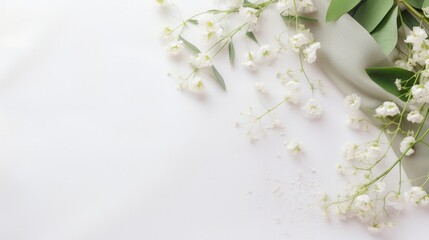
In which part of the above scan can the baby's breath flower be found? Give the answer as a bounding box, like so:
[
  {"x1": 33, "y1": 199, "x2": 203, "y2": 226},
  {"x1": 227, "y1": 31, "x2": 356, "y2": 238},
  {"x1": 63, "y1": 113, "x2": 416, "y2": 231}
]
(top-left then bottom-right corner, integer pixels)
[
  {"x1": 362, "y1": 142, "x2": 383, "y2": 164},
  {"x1": 254, "y1": 82, "x2": 266, "y2": 93},
  {"x1": 386, "y1": 193, "x2": 405, "y2": 211},
  {"x1": 344, "y1": 94, "x2": 361, "y2": 110},
  {"x1": 400, "y1": 136, "x2": 416, "y2": 156},
  {"x1": 276, "y1": 0, "x2": 295, "y2": 16},
  {"x1": 302, "y1": 98, "x2": 322, "y2": 119},
  {"x1": 407, "y1": 110, "x2": 424, "y2": 123},
  {"x1": 297, "y1": 0, "x2": 317, "y2": 13},
  {"x1": 257, "y1": 45, "x2": 277, "y2": 65},
  {"x1": 165, "y1": 40, "x2": 184, "y2": 56},
  {"x1": 411, "y1": 83, "x2": 429, "y2": 103},
  {"x1": 404, "y1": 27, "x2": 427, "y2": 50},
  {"x1": 239, "y1": 7, "x2": 258, "y2": 31},
  {"x1": 394, "y1": 79, "x2": 402, "y2": 90},
  {"x1": 405, "y1": 186, "x2": 429, "y2": 206},
  {"x1": 375, "y1": 101, "x2": 400, "y2": 117},
  {"x1": 188, "y1": 76, "x2": 204, "y2": 93},
  {"x1": 285, "y1": 141, "x2": 303, "y2": 155},
  {"x1": 343, "y1": 143, "x2": 358, "y2": 161},
  {"x1": 284, "y1": 80, "x2": 301, "y2": 104},
  {"x1": 289, "y1": 29, "x2": 314, "y2": 53},
  {"x1": 276, "y1": 0, "x2": 316, "y2": 16},
  {"x1": 346, "y1": 113, "x2": 366, "y2": 130},
  {"x1": 162, "y1": 26, "x2": 174, "y2": 40},
  {"x1": 242, "y1": 51, "x2": 258, "y2": 71},
  {"x1": 354, "y1": 194, "x2": 372, "y2": 213},
  {"x1": 368, "y1": 223, "x2": 385, "y2": 234},
  {"x1": 394, "y1": 58, "x2": 414, "y2": 71},
  {"x1": 303, "y1": 42, "x2": 320, "y2": 63},
  {"x1": 197, "y1": 14, "x2": 223, "y2": 41},
  {"x1": 191, "y1": 53, "x2": 213, "y2": 68}
]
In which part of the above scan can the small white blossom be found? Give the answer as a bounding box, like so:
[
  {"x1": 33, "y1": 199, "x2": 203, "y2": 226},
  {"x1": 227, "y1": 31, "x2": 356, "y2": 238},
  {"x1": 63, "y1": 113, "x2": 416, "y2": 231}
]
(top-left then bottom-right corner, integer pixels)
[
  {"x1": 197, "y1": 14, "x2": 223, "y2": 41},
  {"x1": 395, "y1": 79, "x2": 402, "y2": 90},
  {"x1": 289, "y1": 29, "x2": 314, "y2": 52},
  {"x1": 164, "y1": 40, "x2": 184, "y2": 55},
  {"x1": 254, "y1": 82, "x2": 266, "y2": 93},
  {"x1": 298, "y1": 0, "x2": 317, "y2": 13},
  {"x1": 191, "y1": 53, "x2": 213, "y2": 68},
  {"x1": 302, "y1": 98, "x2": 322, "y2": 119},
  {"x1": 395, "y1": 58, "x2": 414, "y2": 71},
  {"x1": 276, "y1": 0, "x2": 316, "y2": 15},
  {"x1": 242, "y1": 51, "x2": 258, "y2": 71},
  {"x1": 354, "y1": 194, "x2": 372, "y2": 212},
  {"x1": 257, "y1": 45, "x2": 277, "y2": 65},
  {"x1": 239, "y1": 7, "x2": 258, "y2": 31},
  {"x1": 411, "y1": 83, "x2": 429, "y2": 103},
  {"x1": 405, "y1": 186, "x2": 429, "y2": 206},
  {"x1": 346, "y1": 113, "x2": 366, "y2": 130},
  {"x1": 375, "y1": 101, "x2": 400, "y2": 117},
  {"x1": 400, "y1": 136, "x2": 415, "y2": 156},
  {"x1": 362, "y1": 142, "x2": 383, "y2": 164},
  {"x1": 284, "y1": 80, "x2": 301, "y2": 104},
  {"x1": 303, "y1": 42, "x2": 320, "y2": 63},
  {"x1": 276, "y1": 0, "x2": 295, "y2": 16},
  {"x1": 386, "y1": 193, "x2": 405, "y2": 211},
  {"x1": 405, "y1": 27, "x2": 427, "y2": 50},
  {"x1": 188, "y1": 76, "x2": 204, "y2": 93},
  {"x1": 407, "y1": 110, "x2": 424, "y2": 123},
  {"x1": 368, "y1": 224, "x2": 385, "y2": 234},
  {"x1": 335, "y1": 163, "x2": 349, "y2": 175},
  {"x1": 344, "y1": 94, "x2": 361, "y2": 110},
  {"x1": 343, "y1": 143, "x2": 358, "y2": 161},
  {"x1": 162, "y1": 26, "x2": 174, "y2": 40},
  {"x1": 285, "y1": 141, "x2": 302, "y2": 155}
]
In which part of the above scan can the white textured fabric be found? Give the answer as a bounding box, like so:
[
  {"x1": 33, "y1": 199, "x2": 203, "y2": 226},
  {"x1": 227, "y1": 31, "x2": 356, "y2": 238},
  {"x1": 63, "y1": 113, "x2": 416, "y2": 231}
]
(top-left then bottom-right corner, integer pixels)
[{"x1": 0, "y1": 0, "x2": 428, "y2": 239}]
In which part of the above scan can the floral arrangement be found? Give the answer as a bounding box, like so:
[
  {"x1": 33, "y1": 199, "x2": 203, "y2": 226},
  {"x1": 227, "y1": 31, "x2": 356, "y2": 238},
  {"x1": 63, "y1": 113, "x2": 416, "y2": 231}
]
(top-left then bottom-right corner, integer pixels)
[{"x1": 157, "y1": 0, "x2": 429, "y2": 233}]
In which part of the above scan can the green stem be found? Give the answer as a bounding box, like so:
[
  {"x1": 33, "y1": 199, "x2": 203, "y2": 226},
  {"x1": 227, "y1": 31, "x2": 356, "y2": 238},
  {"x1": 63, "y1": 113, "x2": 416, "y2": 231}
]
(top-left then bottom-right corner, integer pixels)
[{"x1": 400, "y1": 0, "x2": 429, "y2": 26}]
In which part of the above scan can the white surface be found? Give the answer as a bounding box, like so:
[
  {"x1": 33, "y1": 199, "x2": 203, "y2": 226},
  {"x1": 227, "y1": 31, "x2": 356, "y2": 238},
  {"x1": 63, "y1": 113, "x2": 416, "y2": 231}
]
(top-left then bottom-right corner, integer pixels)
[{"x1": 0, "y1": 0, "x2": 428, "y2": 239}]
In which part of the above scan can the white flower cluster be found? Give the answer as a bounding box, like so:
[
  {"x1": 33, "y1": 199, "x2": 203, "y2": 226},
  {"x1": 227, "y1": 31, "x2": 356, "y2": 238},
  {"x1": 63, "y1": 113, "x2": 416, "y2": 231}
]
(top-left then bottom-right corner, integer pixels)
[
  {"x1": 276, "y1": 0, "x2": 317, "y2": 17},
  {"x1": 404, "y1": 27, "x2": 429, "y2": 69},
  {"x1": 289, "y1": 28, "x2": 321, "y2": 64},
  {"x1": 343, "y1": 94, "x2": 367, "y2": 131},
  {"x1": 243, "y1": 45, "x2": 278, "y2": 71}
]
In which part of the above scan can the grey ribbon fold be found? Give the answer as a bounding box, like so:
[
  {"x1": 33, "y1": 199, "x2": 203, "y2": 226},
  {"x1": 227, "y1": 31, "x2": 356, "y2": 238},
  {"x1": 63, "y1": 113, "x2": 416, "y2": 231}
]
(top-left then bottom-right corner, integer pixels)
[{"x1": 311, "y1": 0, "x2": 429, "y2": 190}]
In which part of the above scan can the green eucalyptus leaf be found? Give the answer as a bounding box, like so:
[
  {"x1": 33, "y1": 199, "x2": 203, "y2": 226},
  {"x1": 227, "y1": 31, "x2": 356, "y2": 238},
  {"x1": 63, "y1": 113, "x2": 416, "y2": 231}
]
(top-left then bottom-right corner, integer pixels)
[
  {"x1": 401, "y1": 10, "x2": 421, "y2": 29},
  {"x1": 407, "y1": 0, "x2": 424, "y2": 9},
  {"x1": 281, "y1": 15, "x2": 318, "y2": 24},
  {"x1": 366, "y1": 67, "x2": 417, "y2": 101},
  {"x1": 354, "y1": 0, "x2": 394, "y2": 32},
  {"x1": 246, "y1": 31, "x2": 259, "y2": 44},
  {"x1": 423, "y1": 0, "x2": 429, "y2": 8},
  {"x1": 211, "y1": 66, "x2": 226, "y2": 91},
  {"x1": 371, "y1": 6, "x2": 398, "y2": 56},
  {"x1": 179, "y1": 36, "x2": 201, "y2": 53},
  {"x1": 228, "y1": 41, "x2": 235, "y2": 66},
  {"x1": 326, "y1": 0, "x2": 361, "y2": 22}
]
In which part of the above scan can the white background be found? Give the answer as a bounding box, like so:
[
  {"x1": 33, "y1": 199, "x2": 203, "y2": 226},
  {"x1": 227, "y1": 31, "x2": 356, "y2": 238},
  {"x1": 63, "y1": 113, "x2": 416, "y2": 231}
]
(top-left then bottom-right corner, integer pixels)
[{"x1": 0, "y1": 0, "x2": 428, "y2": 239}]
